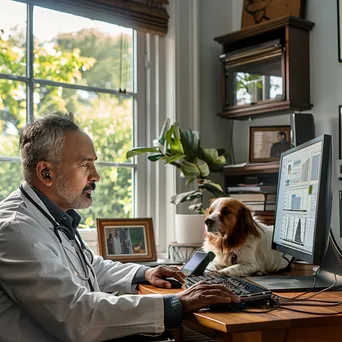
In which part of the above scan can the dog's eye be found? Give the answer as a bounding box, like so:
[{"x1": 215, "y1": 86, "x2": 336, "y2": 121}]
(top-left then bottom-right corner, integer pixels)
[
  {"x1": 231, "y1": 253, "x2": 237, "y2": 265},
  {"x1": 222, "y1": 207, "x2": 231, "y2": 215}
]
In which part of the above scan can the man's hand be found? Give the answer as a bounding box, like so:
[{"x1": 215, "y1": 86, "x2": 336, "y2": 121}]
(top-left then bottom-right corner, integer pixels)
[
  {"x1": 144, "y1": 266, "x2": 186, "y2": 288},
  {"x1": 176, "y1": 281, "x2": 241, "y2": 313}
]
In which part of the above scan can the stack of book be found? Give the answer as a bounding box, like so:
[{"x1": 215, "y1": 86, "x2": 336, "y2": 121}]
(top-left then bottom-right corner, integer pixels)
[{"x1": 227, "y1": 185, "x2": 277, "y2": 211}]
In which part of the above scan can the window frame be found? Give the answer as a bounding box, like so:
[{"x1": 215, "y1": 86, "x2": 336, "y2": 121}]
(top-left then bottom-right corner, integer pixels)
[{"x1": 0, "y1": 1, "x2": 145, "y2": 225}]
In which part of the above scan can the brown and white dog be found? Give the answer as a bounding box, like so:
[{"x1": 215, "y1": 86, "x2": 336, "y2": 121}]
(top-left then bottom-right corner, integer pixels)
[{"x1": 203, "y1": 197, "x2": 292, "y2": 277}]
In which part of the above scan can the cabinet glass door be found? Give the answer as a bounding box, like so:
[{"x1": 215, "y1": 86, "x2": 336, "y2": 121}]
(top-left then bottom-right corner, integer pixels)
[{"x1": 223, "y1": 45, "x2": 284, "y2": 109}]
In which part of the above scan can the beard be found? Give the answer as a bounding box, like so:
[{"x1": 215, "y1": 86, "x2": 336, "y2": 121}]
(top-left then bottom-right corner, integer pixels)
[{"x1": 56, "y1": 175, "x2": 93, "y2": 209}]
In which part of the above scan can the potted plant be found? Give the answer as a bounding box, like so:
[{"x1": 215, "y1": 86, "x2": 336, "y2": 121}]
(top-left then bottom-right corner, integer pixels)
[{"x1": 126, "y1": 119, "x2": 227, "y2": 243}]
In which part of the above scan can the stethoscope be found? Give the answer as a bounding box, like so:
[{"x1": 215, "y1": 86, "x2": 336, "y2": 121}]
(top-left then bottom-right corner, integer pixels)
[{"x1": 19, "y1": 185, "x2": 95, "y2": 291}]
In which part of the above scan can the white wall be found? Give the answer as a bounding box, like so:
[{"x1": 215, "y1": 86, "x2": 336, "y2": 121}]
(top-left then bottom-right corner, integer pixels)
[
  {"x1": 198, "y1": 0, "x2": 234, "y2": 158},
  {"x1": 170, "y1": 0, "x2": 235, "y2": 214},
  {"x1": 197, "y1": 0, "x2": 235, "y2": 206},
  {"x1": 225, "y1": 0, "x2": 342, "y2": 247},
  {"x1": 307, "y1": 0, "x2": 342, "y2": 247}
]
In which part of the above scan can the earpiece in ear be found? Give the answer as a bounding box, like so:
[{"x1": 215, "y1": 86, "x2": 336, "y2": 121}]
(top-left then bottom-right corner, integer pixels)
[{"x1": 44, "y1": 171, "x2": 51, "y2": 179}]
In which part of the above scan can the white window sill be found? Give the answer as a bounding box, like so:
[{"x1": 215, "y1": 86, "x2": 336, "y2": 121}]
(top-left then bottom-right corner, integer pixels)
[
  {"x1": 77, "y1": 228, "x2": 169, "y2": 261},
  {"x1": 77, "y1": 228, "x2": 99, "y2": 255}
]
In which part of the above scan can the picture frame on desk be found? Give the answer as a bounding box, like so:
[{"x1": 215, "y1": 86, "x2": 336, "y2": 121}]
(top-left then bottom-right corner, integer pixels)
[
  {"x1": 248, "y1": 125, "x2": 291, "y2": 163},
  {"x1": 96, "y1": 218, "x2": 157, "y2": 262}
]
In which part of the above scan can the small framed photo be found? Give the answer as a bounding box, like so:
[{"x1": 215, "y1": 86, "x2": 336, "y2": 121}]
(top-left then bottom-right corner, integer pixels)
[
  {"x1": 96, "y1": 218, "x2": 157, "y2": 262},
  {"x1": 249, "y1": 125, "x2": 291, "y2": 163}
]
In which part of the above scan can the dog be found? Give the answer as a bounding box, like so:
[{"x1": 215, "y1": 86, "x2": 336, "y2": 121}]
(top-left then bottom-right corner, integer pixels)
[{"x1": 203, "y1": 197, "x2": 292, "y2": 277}]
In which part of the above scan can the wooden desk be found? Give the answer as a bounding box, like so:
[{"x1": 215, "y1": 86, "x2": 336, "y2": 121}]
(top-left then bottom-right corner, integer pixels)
[{"x1": 138, "y1": 264, "x2": 342, "y2": 342}]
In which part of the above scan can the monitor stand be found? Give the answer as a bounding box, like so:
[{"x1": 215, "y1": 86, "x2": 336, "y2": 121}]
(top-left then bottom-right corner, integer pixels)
[{"x1": 247, "y1": 234, "x2": 342, "y2": 292}]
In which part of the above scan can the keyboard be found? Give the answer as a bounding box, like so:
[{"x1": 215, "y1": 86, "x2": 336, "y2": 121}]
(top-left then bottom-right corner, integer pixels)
[{"x1": 185, "y1": 274, "x2": 273, "y2": 303}]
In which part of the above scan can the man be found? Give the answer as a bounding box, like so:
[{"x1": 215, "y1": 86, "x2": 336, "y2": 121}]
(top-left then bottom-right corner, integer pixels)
[
  {"x1": 121, "y1": 229, "x2": 132, "y2": 254},
  {"x1": 107, "y1": 230, "x2": 114, "y2": 254},
  {"x1": 0, "y1": 113, "x2": 240, "y2": 342},
  {"x1": 113, "y1": 229, "x2": 122, "y2": 254},
  {"x1": 270, "y1": 131, "x2": 291, "y2": 158}
]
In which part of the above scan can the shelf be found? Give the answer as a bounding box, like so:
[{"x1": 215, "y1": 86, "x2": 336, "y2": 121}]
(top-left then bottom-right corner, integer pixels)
[
  {"x1": 254, "y1": 211, "x2": 275, "y2": 225},
  {"x1": 223, "y1": 162, "x2": 280, "y2": 176},
  {"x1": 217, "y1": 101, "x2": 313, "y2": 120},
  {"x1": 214, "y1": 16, "x2": 315, "y2": 47},
  {"x1": 254, "y1": 210, "x2": 275, "y2": 215}
]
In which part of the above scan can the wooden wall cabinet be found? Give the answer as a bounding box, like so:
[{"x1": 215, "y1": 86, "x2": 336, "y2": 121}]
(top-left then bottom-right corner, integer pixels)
[{"x1": 214, "y1": 16, "x2": 314, "y2": 120}]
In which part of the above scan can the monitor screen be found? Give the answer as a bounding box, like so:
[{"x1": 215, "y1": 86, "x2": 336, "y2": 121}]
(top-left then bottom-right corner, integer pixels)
[{"x1": 272, "y1": 135, "x2": 332, "y2": 265}]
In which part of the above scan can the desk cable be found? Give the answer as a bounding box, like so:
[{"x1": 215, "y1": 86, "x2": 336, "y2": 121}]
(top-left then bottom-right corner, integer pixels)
[
  {"x1": 239, "y1": 269, "x2": 342, "y2": 315},
  {"x1": 274, "y1": 267, "x2": 337, "y2": 302},
  {"x1": 239, "y1": 293, "x2": 342, "y2": 315},
  {"x1": 275, "y1": 229, "x2": 342, "y2": 304}
]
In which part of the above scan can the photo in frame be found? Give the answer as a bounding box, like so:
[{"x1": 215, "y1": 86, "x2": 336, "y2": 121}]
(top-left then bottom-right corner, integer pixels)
[
  {"x1": 96, "y1": 218, "x2": 157, "y2": 262},
  {"x1": 249, "y1": 125, "x2": 291, "y2": 163}
]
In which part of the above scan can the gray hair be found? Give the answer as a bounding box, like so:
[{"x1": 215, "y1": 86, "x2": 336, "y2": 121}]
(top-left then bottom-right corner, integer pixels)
[{"x1": 19, "y1": 112, "x2": 80, "y2": 181}]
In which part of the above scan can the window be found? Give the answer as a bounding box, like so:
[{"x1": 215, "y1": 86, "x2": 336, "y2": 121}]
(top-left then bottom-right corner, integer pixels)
[{"x1": 0, "y1": 0, "x2": 140, "y2": 227}]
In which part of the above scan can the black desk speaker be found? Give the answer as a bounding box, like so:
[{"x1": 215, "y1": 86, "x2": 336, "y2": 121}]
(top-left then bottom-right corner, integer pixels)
[{"x1": 290, "y1": 113, "x2": 315, "y2": 147}]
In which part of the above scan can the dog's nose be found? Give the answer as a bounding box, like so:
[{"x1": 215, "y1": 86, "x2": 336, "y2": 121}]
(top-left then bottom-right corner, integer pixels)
[{"x1": 205, "y1": 218, "x2": 215, "y2": 229}]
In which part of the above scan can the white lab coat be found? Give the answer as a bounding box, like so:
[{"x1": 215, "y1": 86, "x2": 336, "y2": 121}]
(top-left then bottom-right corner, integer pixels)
[{"x1": 0, "y1": 182, "x2": 164, "y2": 342}]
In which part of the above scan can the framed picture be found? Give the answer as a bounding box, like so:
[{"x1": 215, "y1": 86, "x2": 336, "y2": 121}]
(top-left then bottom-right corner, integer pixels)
[
  {"x1": 241, "y1": 0, "x2": 305, "y2": 29},
  {"x1": 96, "y1": 218, "x2": 157, "y2": 262},
  {"x1": 338, "y1": 0, "x2": 342, "y2": 62},
  {"x1": 249, "y1": 125, "x2": 291, "y2": 163}
]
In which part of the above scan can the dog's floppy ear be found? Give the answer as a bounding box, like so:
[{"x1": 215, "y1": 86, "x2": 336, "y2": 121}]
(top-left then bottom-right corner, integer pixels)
[{"x1": 236, "y1": 204, "x2": 261, "y2": 239}]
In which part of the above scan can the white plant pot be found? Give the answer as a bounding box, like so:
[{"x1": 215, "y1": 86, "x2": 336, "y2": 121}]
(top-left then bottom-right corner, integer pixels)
[{"x1": 175, "y1": 214, "x2": 206, "y2": 244}]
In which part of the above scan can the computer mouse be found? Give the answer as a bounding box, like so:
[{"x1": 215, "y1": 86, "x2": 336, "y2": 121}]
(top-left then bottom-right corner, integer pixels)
[{"x1": 165, "y1": 277, "x2": 183, "y2": 289}]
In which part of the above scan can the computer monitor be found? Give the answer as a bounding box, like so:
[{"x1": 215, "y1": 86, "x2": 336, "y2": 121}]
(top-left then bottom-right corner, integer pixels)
[
  {"x1": 248, "y1": 135, "x2": 342, "y2": 291},
  {"x1": 272, "y1": 134, "x2": 331, "y2": 264}
]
